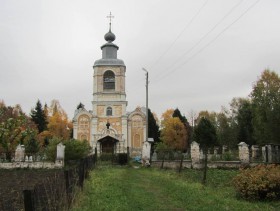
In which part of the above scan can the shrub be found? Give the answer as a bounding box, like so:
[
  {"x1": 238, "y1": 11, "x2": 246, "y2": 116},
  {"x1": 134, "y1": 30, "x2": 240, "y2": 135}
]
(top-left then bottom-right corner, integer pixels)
[
  {"x1": 64, "y1": 139, "x2": 91, "y2": 161},
  {"x1": 45, "y1": 137, "x2": 61, "y2": 162},
  {"x1": 232, "y1": 164, "x2": 280, "y2": 200},
  {"x1": 222, "y1": 151, "x2": 237, "y2": 161},
  {"x1": 45, "y1": 138, "x2": 91, "y2": 162},
  {"x1": 25, "y1": 138, "x2": 40, "y2": 156}
]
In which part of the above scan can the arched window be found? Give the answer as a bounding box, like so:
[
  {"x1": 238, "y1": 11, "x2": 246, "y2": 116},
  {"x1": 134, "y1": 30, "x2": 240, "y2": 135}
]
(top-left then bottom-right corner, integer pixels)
[
  {"x1": 134, "y1": 134, "x2": 141, "y2": 147},
  {"x1": 106, "y1": 107, "x2": 112, "y2": 116},
  {"x1": 103, "y1": 70, "x2": 115, "y2": 90}
]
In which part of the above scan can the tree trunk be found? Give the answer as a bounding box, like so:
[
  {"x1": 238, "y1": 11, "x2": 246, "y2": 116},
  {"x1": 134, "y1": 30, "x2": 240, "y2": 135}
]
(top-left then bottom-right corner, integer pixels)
[
  {"x1": 202, "y1": 148, "x2": 208, "y2": 185},
  {"x1": 178, "y1": 153, "x2": 184, "y2": 173}
]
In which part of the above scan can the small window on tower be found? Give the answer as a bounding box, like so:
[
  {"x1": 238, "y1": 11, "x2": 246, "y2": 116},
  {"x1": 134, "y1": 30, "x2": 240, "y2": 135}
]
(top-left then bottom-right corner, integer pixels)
[
  {"x1": 106, "y1": 107, "x2": 112, "y2": 116},
  {"x1": 103, "y1": 70, "x2": 115, "y2": 90}
]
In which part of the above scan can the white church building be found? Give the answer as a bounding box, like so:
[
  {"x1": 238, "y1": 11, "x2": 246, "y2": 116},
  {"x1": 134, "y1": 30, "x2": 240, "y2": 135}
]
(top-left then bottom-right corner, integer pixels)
[{"x1": 73, "y1": 22, "x2": 146, "y2": 156}]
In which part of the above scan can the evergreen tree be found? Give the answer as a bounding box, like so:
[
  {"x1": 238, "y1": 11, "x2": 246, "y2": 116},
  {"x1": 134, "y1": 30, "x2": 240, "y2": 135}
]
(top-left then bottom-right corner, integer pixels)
[
  {"x1": 30, "y1": 100, "x2": 48, "y2": 133},
  {"x1": 148, "y1": 109, "x2": 160, "y2": 146},
  {"x1": 193, "y1": 117, "x2": 217, "y2": 185},
  {"x1": 173, "y1": 108, "x2": 187, "y2": 124}
]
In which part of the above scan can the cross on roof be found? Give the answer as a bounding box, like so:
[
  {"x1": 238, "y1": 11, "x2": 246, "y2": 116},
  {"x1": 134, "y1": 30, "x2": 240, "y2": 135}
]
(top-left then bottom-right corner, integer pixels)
[{"x1": 106, "y1": 12, "x2": 114, "y2": 25}]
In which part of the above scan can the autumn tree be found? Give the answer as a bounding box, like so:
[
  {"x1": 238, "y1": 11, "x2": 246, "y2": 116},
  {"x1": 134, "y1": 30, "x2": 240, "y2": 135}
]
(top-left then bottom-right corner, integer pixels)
[
  {"x1": 47, "y1": 100, "x2": 72, "y2": 140},
  {"x1": 172, "y1": 108, "x2": 191, "y2": 149},
  {"x1": 195, "y1": 110, "x2": 217, "y2": 128},
  {"x1": 30, "y1": 100, "x2": 48, "y2": 133},
  {"x1": 193, "y1": 117, "x2": 217, "y2": 185},
  {"x1": 0, "y1": 103, "x2": 37, "y2": 160},
  {"x1": 48, "y1": 111, "x2": 71, "y2": 140},
  {"x1": 251, "y1": 70, "x2": 280, "y2": 144},
  {"x1": 160, "y1": 117, "x2": 187, "y2": 151},
  {"x1": 161, "y1": 109, "x2": 174, "y2": 127}
]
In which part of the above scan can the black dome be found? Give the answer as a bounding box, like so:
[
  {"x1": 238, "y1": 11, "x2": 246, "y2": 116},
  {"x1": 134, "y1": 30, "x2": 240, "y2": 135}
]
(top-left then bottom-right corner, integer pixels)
[{"x1": 104, "y1": 30, "x2": 116, "y2": 42}]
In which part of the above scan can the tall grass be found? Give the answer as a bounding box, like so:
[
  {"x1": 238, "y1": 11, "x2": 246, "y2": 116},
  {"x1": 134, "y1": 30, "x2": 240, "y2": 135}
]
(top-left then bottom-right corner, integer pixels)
[{"x1": 71, "y1": 166, "x2": 280, "y2": 211}]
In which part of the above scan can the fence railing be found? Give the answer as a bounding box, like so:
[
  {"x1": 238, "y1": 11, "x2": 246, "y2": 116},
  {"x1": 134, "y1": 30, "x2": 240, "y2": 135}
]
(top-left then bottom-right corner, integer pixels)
[{"x1": 0, "y1": 155, "x2": 96, "y2": 211}]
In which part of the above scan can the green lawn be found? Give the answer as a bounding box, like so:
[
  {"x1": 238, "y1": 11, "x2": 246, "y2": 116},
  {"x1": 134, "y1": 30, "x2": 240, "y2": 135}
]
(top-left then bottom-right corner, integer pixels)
[{"x1": 71, "y1": 166, "x2": 280, "y2": 211}]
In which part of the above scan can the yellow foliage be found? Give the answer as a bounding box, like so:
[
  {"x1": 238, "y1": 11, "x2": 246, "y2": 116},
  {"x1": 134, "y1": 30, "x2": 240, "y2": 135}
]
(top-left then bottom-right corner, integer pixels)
[
  {"x1": 47, "y1": 112, "x2": 71, "y2": 140},
  {"x1": 160, "y1": 117, "x2": 187, "y2": 150},
  {"x1": 161, "y1": 109, "x2": 174, "y2": 127}
]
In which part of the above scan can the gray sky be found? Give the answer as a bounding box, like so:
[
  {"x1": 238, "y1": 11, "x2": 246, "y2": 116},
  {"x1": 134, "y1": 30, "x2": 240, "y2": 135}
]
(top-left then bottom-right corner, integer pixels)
[{"x1": 1, "y1": 0, "x2": 280, "y2": 120}]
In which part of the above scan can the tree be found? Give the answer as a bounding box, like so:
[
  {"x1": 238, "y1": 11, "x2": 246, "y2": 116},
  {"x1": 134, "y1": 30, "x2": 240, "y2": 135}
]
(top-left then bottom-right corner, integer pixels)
[
  {"x1": 172, "y1": 108, "x2": 191, "y2": 149},
  {"x1": 47, "y1": 100, "x2": 73, "y2": 140},
  {"x1": 215, "y1": 107, "x2": 237, "y2": 148},
  {"x1": 30, "y1": 100, "x2": 48, "y2": 133},
  {"x1": 45, "y1": 138, "x2": 91, "y2": 162},
  {"x1": 193, "y1": 117, "x2": 217, "y2": 185},
  {"x1": 0, "y1": 104, "x2": 37, "y2": 160},
  {"x1": 148, "y1": 109, "x2": 160, "y2": 144},
  {"x1": 216, "y1": 111, "x2": 231, "y2": 146},
  {"x1": 195, "y1": 110, "x2": 217, "y2": 128},
  {"x1": 47, "y1": 112, "x2": 71, "y2": 140},
  {"x1": 161, "y1": 109, "x2": 174, "y2": 127},
  {"x1": 235, "y1": 99, "x2": 255, "y2": 145},
  {"x1": 188, "y1": 109, "x2": 197, "y2": 127},
  {"x1": 250, "y1": 70, "x2": 280, "y2": 145},
  {"x1": 25, "y1": 138, "x2": 40, "y2": 156},
  {"x1": 160, "y1": 117, "x2": 187, "y2": 151}
]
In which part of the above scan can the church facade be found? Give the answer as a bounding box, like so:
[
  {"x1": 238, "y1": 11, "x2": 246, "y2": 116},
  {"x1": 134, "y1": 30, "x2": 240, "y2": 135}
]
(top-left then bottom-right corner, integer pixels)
[{"x1": 73, "y1": 24, "x2": 146, "y2": 156}]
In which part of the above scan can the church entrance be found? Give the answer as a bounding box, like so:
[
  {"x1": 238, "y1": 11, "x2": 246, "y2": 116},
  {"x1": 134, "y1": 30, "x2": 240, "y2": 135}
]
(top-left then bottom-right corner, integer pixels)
[{"x1": 98, "y1": 136, "x2": 118, "y2": 154}]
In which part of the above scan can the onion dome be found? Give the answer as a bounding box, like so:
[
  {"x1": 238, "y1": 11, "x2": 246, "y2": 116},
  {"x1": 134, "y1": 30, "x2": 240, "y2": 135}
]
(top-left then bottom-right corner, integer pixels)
[{"x1": 104, "y1": 27, "x2": 115, "y2": 43}]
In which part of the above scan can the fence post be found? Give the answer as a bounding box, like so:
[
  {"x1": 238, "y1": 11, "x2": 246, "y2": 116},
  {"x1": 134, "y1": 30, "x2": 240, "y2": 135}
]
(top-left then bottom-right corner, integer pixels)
[
  {"x1": 127, "y1": 146, "x2": 130, "y2": 161},
  {"x1": 161, "y1": 152, "x2": 165, "y2": 169},
  {"x1": 79, "y1": 159, "x2": 85, "y2": 189},
  {"x1": 178, "y1": 153, "x2": 184, "y2": 173},
  {"x1": 23, "y1": 190, "x2": 35, "y2": 211},
  {"x1": 64, "y1": 170, "x2": 71, "y2": 207}
]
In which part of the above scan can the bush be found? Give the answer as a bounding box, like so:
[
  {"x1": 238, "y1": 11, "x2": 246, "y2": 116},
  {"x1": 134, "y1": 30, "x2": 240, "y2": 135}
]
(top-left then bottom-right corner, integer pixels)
[
  {"x1": 233, "y1": 164, "x2": 280, "y2": 200},
  {"x1": 222, "y1": 151, "x2": 237, "y2": 161},
  {"x1": 45, "y1": 138, "x2": 91, "y2": 162},
  {"x1": 25, "y1": 138, "x2": 40, "y2": 156},
  {"x1": 64, "y1": 139, "x2": 91, "y2": 161},
  {"x1": 45, "y1": 137, "x2": 61, "y2": 162}
]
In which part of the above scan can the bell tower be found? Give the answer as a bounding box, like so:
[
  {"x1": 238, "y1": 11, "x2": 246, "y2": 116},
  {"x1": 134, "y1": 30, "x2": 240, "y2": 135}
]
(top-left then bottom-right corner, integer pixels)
[
  {"x1": 73, "y1": 13, "x2": 147, "y2": 156},
  {"x1": 91, "y1": 13, "x2": 128, "y2": 152}
]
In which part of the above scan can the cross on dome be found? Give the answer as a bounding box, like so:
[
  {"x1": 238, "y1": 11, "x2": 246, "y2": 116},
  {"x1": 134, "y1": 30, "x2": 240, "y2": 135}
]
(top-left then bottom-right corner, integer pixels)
[
  {"x1": 106, "y1": 12, "x2": 114, "y2": 30},
  {"x1": 104, "y1": 12, "x2": 116, "y2": 42}
]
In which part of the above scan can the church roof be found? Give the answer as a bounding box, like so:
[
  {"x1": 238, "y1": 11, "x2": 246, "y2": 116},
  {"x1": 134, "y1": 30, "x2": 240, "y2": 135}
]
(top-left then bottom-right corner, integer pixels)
[
  {"x1": 93, "y1": 21, "x2": 125, "y2": 67},
  {"x1": 93, "y1": 58, "x2": 125, "y2": 67}
]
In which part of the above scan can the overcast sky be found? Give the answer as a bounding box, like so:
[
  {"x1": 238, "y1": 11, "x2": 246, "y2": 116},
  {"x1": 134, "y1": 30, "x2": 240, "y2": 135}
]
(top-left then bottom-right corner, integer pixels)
[{"x1": 1, "y1": 0, "x2": 280, "y2": 120}]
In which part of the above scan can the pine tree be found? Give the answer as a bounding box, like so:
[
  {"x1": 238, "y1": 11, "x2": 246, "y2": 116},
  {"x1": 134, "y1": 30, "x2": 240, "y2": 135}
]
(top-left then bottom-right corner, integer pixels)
[
  {"x1": 30, "y1": 100, "x2": 48, "y2": 133},
  {"x1": 148, "y1": 109, "x2": 160, "y2": 143}
]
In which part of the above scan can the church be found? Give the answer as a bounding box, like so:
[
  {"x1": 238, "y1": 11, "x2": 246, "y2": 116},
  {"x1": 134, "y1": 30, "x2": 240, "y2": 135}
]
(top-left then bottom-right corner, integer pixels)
[{"x1": 73, "y1": 20, "x2": 146, "y2": 157}]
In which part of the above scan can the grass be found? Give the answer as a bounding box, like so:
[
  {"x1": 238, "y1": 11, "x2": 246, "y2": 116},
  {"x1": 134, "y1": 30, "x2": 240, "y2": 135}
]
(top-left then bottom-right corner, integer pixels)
[{"x1": 71, "y1": 166, "x2": 280, "y2": 211}]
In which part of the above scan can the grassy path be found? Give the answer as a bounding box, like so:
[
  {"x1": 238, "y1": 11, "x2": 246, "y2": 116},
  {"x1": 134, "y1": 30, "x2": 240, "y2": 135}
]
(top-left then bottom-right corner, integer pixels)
[{"x1": 71, "y1": 166, "x2": 279, "y2": 211}]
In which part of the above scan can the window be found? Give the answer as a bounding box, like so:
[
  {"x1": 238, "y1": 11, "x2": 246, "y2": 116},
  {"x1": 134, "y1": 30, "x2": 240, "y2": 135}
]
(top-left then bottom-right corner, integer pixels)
[
  {"x1": 106, "y1": 107, "x2": 112, "y2": 116},
  {"x1": 103, "y1": 70, "x2": 115, "y2": 90}
]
